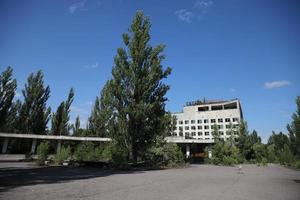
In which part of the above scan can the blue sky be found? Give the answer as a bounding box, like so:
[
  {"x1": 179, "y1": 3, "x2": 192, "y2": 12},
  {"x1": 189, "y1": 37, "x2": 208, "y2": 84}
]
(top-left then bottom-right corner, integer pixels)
[{"x1": 0, "y1": 0, "x2": 299, "y2": 142}]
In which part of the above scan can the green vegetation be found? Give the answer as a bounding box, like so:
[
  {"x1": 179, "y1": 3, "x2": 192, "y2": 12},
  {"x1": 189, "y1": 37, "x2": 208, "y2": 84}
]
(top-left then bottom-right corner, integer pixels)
[
  {"x1": 208, "y1": 96, "x2": 300, "y2": 168},
  {"x1": 36, "y1": 141, "x2": 50, "y2": 165},
  {"x1": 54, "y1": 146, "x2": 71, "y2": 165}
]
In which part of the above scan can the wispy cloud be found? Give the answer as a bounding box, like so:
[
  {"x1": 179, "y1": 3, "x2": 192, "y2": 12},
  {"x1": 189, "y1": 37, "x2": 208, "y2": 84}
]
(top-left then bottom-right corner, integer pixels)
[
  {"x1": 264, "y1": 80, "x2": 291, "y2": 89},
  {"x1": 194, "y1": 0, "x2": 214, "y2": 20},
  {"x1": 194, "y1": 0, "x2": 213, "y2": 10},
  {"x1": 175, "y1": 9, "x2": 194, "y2": 23},
  {"x1": 229, "y1": 88, "x2": 236, "y2": 93},
  {"x1": 83, "y1": 62, "x2": 99, "y2": 69},
  {"x1": 69, "y1": 1, "x2": 86, "y2": 14},
  {"x1": 175, "y1": 1, "x2": 214, "y2": 23}
]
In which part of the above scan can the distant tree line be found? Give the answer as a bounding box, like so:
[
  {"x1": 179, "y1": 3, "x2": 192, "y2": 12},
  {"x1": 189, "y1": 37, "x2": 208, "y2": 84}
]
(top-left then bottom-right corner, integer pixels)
[{"x1": 208, "y1": 96, "x2": 300, "y2": 168}]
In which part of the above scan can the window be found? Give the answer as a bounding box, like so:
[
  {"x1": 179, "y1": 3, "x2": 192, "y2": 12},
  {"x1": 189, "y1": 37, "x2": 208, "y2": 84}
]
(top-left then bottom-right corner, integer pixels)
[
  {"x1": 211, "y1": 125, "x2": 214, "y2": 129},
  {"x1": 205, "y1": 132, "x2": 209, "y2": 136},
  {"x1": 211, "y1": 105, "x2": 223, "y2": 110},
  {"x1": 185, "y1": 132, "x2": 190, "y2": 136},
  {"x1": 198, "y1": 132, "x2": 203, "y2": 136},
  {"x1": 224, "y1": 102, "x2": 237, "y2": 110},
  {"x1": 197, "y1": 120, "x2": 202, "y2": 124},
  {"x1": 234, "y1": 131, "x2": 238, "y2": 135},
  {"x1": 174, "y1": 127, "x2": 177, "y2": 130},
  {"x1": 191, "y1": 120, "x2": 195, "y2": 124},
  {"x1": 185, "y1": 126, "x2": 189, "y2": 130},
  {"x1": 179, "y1": 127, "x2": 183, "y2": 131},
  {"x1": 226, "y1": 131, "x2": 231, "y2": 135},
  {"x1": 185, "y1": 120, "x2": 189, "y2": 124},
  {"x1": 204, "y1": 119, "x2": 208, "y2": 123},
  {"x1": 179, "y1": 132, "x2": 183, "y2": 136},
  {"x1": 225, "y1": 118, "x2": 230, "y2": 122},
  {"x1": 179, "y1": 121, "x2": 183, "y2": 125},
  {"x1": 233, "y1": 118, "x2": 238, "y2": 122},
  {"x1": 218, "y1": 118, "x2": 223, "y2": 123},
  {"x1": 191, "y1": 126, "x2": 196, "y2": 130},
  {"x1": 226, "y1": 124, "x2": 231, "y2": 129},
  {"x1": 198, "y1": 106, "x2": 209, "y2": 112},
  {"x1": 233, "y1": 124, "x2": 238, "y2": 128},
  {"x1": 218, "y1": 125, "x2": 223, "y2": 129},
  {"x1": 204, "y1": 125, "x2": 209, "y2": 130},
  {"x1": 205, "y1": 138, "x2": 210, "y2": 140},
  {"x1": 197, "y1": 126, "x2": 202, "y2": 130},
  {"x1": 219, "y1": 131, "x2": 224, "y2": 135},
  {"x1": 191, "y1": 132, "x2": 196, "y2": 136},
  {"x1": 211, "y1": 119, "x2": 216, "y2": 123}
]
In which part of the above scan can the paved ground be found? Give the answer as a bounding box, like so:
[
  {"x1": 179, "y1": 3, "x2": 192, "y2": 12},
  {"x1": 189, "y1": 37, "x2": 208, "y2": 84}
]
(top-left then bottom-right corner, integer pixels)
[{"x1": 0, "y1": 162, "x2": 299, "y2": 200}]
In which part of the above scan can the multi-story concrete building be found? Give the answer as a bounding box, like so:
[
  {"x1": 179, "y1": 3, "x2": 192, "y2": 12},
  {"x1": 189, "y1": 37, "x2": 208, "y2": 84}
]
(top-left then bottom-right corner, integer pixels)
[{"x1": 172, "y1": 99, "x2": 243, "y2": 142}]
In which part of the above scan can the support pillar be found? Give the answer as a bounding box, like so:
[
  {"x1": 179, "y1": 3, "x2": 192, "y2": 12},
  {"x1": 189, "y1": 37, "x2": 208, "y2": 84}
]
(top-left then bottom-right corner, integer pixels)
[
  {"x1": 31, "y1": 139, "x2": 37, "y2": 154},
  {"x1": 57, "y1": 140, "x2": 62, "y2": 153},
  {"x1": 186, "y1": 144, "x2": 190, "y2": 159},
  {"x1": 1, "y1": 138, "x2": 9, "y2": 154}
]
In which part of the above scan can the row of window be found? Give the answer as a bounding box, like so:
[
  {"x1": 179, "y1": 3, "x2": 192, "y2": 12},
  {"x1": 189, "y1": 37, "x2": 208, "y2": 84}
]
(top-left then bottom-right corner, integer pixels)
[
  {"x1": 176, "y1": 124, "x2": 238, "y2": 131},
  {"x1": 175, "y1": 131, "x2": 239, "y2": 137},
  {"x1": 177, "y1": 118, "x2": 239, "y2": 125}
]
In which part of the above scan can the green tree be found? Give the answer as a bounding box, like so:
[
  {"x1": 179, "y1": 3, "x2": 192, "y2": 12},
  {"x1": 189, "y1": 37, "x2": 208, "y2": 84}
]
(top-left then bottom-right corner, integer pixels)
[
  {"x1": 51, "y1": 88, "x2": 74, "y2": 135},
  {"x1": 17, "y1": 70, "x2": 51, "y2": 135},
  {"x1": 0, "y1": 67, "x2": 17, "y2": 132},
  {"x1": 107, "y1": 11, "x2": 172, "y2": 163},
  {"x1": 72, "y1": 115, "x2": 81, "y2": 136},
  {"x1": 267, "y1": 131, "x2": 289, "y2": 153},
  {"x1": 88, "y1": 81, "x2": 113, "y2": 137},
  {"x1": 287, "y1": 96, "x2": 300, "y2": 159},
  {"x1": 212, "y1": 123, "x2": 220, "y2": 141}
]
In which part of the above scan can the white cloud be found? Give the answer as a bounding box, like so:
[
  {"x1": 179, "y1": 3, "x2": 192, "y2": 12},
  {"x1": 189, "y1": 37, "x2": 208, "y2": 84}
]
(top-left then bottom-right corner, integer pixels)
[
  {"x1": 69, "y1": 1, "x2": 86, "y2": 14},
  {"x1": 175, "y1": 9, "x2": 194, "y2": 23},
  {"x1": 194, "y1": 0, "x2": 213, "y2": 10},
  {"x1": 264, "y1": 80, "x2": 291, "y2": 89},
  {"x1": 83, "y1": 62, "x2": 99, "y2": 69},
  {"x1": 229, "y1": 88, "x2": 236, "y2": 93}
]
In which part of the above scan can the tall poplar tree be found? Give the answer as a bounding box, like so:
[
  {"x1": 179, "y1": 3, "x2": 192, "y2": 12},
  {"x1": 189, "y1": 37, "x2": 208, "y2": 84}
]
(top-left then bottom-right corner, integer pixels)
[
  {"x1": 88, "y1": 81, "x2": 113, "y2": 137},
  {"x1": 109, "y1": 11, "x2": 172, "y2": 163},
  {"x1": 0, "y1": 67, "x2": 17, "y2": 132},
  {"x1": 51, "y1": 88, "x2": 74, "y2": 135},
  {"x1": 287, "y1": 96, "x2": 300, "y2": 158},
  {"x1": 17, "y1": 70, "x2": 51, "y2": 135}
]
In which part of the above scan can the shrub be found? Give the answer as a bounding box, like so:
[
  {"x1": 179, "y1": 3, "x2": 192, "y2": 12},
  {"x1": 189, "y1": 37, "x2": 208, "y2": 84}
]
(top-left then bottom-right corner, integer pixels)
[
  {"x1": 74, "y1": 142, "x2": 103, "y2": 162},
  {"x1": 165, "y1": 144, "x2": 184, "y2": 167},
  {"x1": 145, "y1": 136, "x2": 184, "y2": 168},
  {"x1": 36, "y1": 141, "x2": 50, "y2": 165},
  {"x1": 54, "y1": 146, "x2": 71, "y2": 165},
  {"x1": 293, "y1": 160, "x2": 300, "y2": 169}
]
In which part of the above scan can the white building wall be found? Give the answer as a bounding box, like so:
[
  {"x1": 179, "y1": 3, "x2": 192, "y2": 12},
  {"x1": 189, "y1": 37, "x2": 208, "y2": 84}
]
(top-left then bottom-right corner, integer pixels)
[{"x1": 172, "y1": 99, "x2": 243, "y2": 142}]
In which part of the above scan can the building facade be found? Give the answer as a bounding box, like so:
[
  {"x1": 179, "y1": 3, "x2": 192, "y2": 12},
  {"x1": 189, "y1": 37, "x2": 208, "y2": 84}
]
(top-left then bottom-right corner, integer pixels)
[{"x1": 172, "y1": 99, "x2": 243, "y2": 142}]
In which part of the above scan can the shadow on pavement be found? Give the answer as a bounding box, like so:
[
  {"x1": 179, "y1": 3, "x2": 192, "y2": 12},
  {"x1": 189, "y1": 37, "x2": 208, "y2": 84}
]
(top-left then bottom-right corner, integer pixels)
[{"x1": 0, "y1": 164, "x2": 143, "y2": 193}]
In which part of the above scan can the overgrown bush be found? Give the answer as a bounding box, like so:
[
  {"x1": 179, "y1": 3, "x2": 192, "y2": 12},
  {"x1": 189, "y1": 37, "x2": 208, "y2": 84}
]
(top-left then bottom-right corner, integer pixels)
[
  {"x1": 293, "y1": 160, "x2": 300, "y2": 169},
  {"x1": 145, "y1": 136, "x2": 184, "y2": 168},
  {"x1": 36, "y1": 141, "x2": 50, "y2": 165},
  {"x1": 74, "y1": 142, "x2": 103, "y2": 162},
  {"x1": 54, "y1": 146, "x2": 71, "y2": 165},
  {"x1": 210, "y1": 140, "x2": 242, "y2": 166}
]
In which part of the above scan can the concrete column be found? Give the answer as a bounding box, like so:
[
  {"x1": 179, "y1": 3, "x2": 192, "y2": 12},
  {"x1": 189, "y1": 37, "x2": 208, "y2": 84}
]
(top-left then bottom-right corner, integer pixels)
[
  {"x1": 186, "y1": 144, "x2": 190, "y2": 159},
  {"x1": 31, "y1": 139, "x2": 37, "y2": 154},
  {"x1": 57, "y1": 140, "x2": 62, "y2": 153},
  {"x1": 1, "y1": 138, "x2": 9, "y2": 154}
]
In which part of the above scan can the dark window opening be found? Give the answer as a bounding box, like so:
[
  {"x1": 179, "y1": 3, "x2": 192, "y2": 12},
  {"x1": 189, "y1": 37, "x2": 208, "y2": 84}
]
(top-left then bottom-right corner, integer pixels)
[
  {"x1": 211, "y1": 105, "x2": 223, "y2": 110},
  {"x1": 224, "y1": 102, "x2": 237, "y2": 110},
  {"x1": 198, "y1": 106, "x2": 209, "y2": 112}
]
